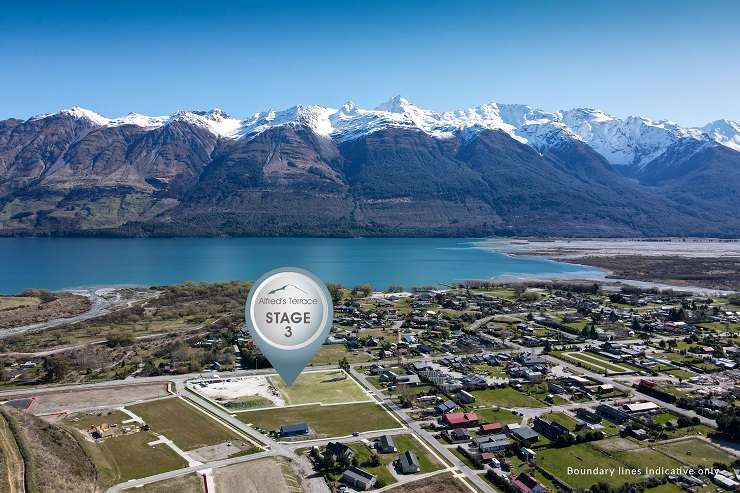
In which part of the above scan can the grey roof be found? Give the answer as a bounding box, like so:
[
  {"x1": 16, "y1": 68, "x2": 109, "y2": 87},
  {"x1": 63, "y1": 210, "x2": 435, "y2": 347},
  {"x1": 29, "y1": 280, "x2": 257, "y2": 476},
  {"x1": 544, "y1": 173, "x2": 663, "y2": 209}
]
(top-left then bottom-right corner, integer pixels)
[
  {"x1": 398, "y1": 450, "x2": 420, "y2": 472},
  {"x1": 512, "y1": 426, "x2": 539, "y2": 441}
]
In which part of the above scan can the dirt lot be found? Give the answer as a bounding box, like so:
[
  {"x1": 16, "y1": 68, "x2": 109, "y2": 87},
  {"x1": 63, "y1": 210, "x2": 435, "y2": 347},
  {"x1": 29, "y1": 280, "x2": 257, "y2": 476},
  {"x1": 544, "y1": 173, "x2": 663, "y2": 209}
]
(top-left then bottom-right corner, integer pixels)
[
  {"x1": 386, "y1": 473, "x2": 469, "y2": 493},
  {"x1": 25, "y1": 383, "x2": 169, "y2": 415},
  {"x1": 214, "y1": 458, "x2": 290, "y2": 493},
  {"x1": 136, "y1": 473, "x2": 204, "y2": 492}
]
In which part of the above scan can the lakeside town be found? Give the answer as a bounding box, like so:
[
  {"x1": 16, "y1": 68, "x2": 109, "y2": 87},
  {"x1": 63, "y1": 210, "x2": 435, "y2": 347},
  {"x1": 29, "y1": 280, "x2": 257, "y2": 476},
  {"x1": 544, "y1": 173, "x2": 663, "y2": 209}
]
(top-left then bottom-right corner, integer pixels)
[{"x1": 0, "y1": 279, "x2": 738, "y2": 493}]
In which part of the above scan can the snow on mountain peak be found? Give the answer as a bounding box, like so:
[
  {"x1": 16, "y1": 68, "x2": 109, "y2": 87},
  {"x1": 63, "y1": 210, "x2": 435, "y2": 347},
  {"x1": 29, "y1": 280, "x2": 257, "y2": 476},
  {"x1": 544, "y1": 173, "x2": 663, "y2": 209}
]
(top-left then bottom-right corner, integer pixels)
[
  {"x1": 702, "y1": 119, "x2": 740, "y2": 152},
  {"x1": 19, "y1": 99, "x2": 739, "y2": 165}
]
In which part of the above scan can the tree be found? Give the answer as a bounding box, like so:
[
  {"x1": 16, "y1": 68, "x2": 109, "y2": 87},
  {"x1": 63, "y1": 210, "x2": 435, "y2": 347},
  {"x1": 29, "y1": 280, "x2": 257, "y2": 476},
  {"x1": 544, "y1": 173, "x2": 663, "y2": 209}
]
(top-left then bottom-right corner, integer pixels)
[{"x1": 326, "y1": 283, "x2": 343, "y2": 303}]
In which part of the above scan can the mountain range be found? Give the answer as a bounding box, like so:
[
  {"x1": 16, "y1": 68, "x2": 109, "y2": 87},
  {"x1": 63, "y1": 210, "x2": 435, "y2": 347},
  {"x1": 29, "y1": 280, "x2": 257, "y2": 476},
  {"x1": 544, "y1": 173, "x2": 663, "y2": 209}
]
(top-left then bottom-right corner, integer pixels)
[{"x1": 1, "y1": 97, "x2": 738, "y2": 237}]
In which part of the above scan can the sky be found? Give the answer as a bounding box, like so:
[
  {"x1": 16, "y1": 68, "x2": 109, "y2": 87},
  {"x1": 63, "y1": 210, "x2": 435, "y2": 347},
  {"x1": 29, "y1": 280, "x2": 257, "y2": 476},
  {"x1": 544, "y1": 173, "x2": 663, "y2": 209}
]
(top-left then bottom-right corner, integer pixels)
[{"x1": 1, "y1": 0, "x2": 739, "y2": 126}]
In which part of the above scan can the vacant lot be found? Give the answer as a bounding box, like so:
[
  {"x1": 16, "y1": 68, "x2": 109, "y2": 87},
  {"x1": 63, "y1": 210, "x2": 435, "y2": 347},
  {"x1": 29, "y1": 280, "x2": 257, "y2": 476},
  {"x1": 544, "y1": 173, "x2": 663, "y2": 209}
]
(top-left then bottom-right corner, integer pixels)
[
  {"x1": 28, "y1": 383, "x2": 169, "y2": 414},
  {"x1": 76, "y1": 430, "x2": 186, "y2": 487},
  {"x1": 309, "y1": 345, "x2": 373, "y2": 365},
  {"x1": 385, "y1": 472, "x2": 469, "y2": 493},
  {"x1": 616, "y1": 447, "x2": 684, "y2": 470},
  {"x1": 475, "y1": 408, "x2": 521, "y2": 424},
  {"x1": 271, "y1": 370, "x2": 369, "y2": 405},
  {"x1": 138, "y1": 474, "x2": 204, "y2": 493},
  {"x1": 239, "y1": 402, "x2": 400, "y2": 438},
  {"x1": 543, "y1": 412, "x2": 578, "y2": 430},
  {"x1": 655, "y1": 439, "x2": 734, "y2": 468},
  {"x1": 128, "y1": 398, "x2": 243, "y2": 451},
  {"x1": 470, "y1": 387, "x2": 546, "y2": 408},
  {"x1": 215, "y1": 458, "x2": 290, "y2": 493},
  {"x1": 537, "y1": 443, "x2": 636, "y2": 489}
]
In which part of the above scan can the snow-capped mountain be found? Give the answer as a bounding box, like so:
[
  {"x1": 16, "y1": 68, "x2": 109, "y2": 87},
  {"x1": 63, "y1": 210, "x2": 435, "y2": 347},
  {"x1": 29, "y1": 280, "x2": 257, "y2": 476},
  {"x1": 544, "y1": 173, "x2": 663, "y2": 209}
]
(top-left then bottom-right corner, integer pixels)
[
  {"x1": 3, "y1": 97, "x2": 740, "y2": 238},
  {"x1": 25, "y1": 97, "x2": 739, "y2": 169}
]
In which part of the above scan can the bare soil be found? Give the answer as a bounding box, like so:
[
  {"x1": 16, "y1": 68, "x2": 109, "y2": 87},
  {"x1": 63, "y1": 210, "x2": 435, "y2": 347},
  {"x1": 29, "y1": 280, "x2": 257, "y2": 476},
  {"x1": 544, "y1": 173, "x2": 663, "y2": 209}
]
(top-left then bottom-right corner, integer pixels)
[
  {"x1": 386, "y1": 473, "x2": 469, "y2": 493},
  {"x1": 214, "y1": 458, "x2": 290, "y2": 493},
  {"x1": 20, "y1": 383, "x2": 169, "y2": 415}
]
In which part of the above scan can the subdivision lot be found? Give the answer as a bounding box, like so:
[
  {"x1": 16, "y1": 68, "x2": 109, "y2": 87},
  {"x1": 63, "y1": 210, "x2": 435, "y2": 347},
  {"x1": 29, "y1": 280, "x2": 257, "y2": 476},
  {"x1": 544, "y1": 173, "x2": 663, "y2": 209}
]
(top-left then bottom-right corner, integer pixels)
[
  {"x1": 654, "y1": 438, "x2": 735, "y2": 468},
  {"x1": 349, "y1": 434, "x2": 444, "y2": 487},
  {"x1": 561, "y1": 352, "x2": 636, "y2": 373},
  {"x1": 469, "y1": 387, "x2": 546, "y2": 408},
  {"x1": 537, "y1": 443, "x2": 639, "y2": 489},
  {"x1": 214, "y1": 458, "x2": 292, "y2": 493},
  {"x1": 309, "y1": 345, "x2": 373, "y2": 365},
  {"x1": 270, "y1": 370, "x2": 370, "y2": 405},
  {"x1": 127, "y1": 397, "x2": 245, "y2": 451},
  {"x1": 238, "y1": 402, "x2": 400, "y2": 438},
  {"x1": 137, "y1": 473, "x2": 204, "y2": 493},
  {"x1": 75, "y1": 430, "x2": 186, "y2": 487},
  {"x1": 386, "y1": 472, "x2": 470, "y2": 493},
  {"x1": 475, "y1": 408, "x2": 522, "y2": 424},
  {"x1": 27, "y1": 383, "x2": 170, "y2": 415},
  {"x1": 616, "y1": 447, "x2": 684, "y2": 470}
]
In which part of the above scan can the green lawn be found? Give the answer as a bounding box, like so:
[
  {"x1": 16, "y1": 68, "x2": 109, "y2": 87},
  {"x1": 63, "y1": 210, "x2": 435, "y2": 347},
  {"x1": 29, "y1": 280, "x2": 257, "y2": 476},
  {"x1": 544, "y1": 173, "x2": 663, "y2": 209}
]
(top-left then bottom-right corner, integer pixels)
[
  {"x1": 238, "y1": 402, "x2": 400, "y2": 438},
  {"x1": 698, "y1": 322, "x2": 740, "y2": 334},
  {"x1": 469, "y1": 387, "x2": 546, "y2": 408},
  {"x1": 537, "y1": 443, "x2": 635, "y2": 489},
  {"x1": 542, "y1": 412, "x2": 578, "y2": 431},
  {"x1": 664, "y1": 368, "x2": 695, "y2": 379},
  {"x1": 475, "y1": 408, "x2": 521, "y2": 424},
  {"x1": 616, "y1": 447, "x2": 684, "y2": 470},
  {"x1": 654, "y1": 412, "x2": 679, "y2": 426},
  {"x1": 309, "y1": 345, "x2": 373, "y2": 365},
  {"x1": 128, "y1": 397, "x2": 244, "y2": 450},
  {"x1": 655, "y1": 439, "x2": 735, "y2": 468},
  {"x1": 76, "y1": 430, "x2": 186, "y2": 487},
  {"x1": 137, "y1": 474, "x2": 203, "y2": 493},
  {"x1": 271, "y1": 370, "x2": 369, "y2": 405},
  {"x1": 644, "y1": 482, "x2": 685, "y2": 493}
]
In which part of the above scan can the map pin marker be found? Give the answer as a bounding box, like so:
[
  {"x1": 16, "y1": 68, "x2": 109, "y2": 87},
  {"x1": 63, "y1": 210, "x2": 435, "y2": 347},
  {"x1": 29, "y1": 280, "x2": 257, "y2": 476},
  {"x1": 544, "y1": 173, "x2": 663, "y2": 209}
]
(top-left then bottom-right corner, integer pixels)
[{"x1": 245, "y1": 267, "x2": 334, "y2": 385}]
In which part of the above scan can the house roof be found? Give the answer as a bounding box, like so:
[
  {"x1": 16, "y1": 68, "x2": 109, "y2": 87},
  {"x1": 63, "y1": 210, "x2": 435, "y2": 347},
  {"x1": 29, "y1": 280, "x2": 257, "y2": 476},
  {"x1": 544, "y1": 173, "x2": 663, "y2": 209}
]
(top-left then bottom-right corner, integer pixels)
[
  {"x1": 399, "y1": 451, "x2": 420, "y2": 470},
  {"x1": 512, "y1": 426, "x2": 539, "y2": 441},
  {"x1": 443, "y1": 412, "x2": 479, "y2": 425},
  {"x1": 513, "y1": 473, "x2": 545, "y2": 493},
  {"x1": 480, "y1": 422, "x2": 503, "y2": 432},
  {"x1": 280, "y1": 423, "x2": 309, "y2": 434}
]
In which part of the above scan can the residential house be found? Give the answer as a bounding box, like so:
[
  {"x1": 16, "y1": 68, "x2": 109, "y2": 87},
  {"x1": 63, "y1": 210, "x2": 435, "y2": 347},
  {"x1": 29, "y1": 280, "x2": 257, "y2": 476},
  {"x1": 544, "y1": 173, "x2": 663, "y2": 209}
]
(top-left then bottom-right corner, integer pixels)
[
  {"x1": 341, "y1": 467, "x2": 377, "y2": 491},
  {"x1": 397, "y1": 451, "x2": 421, "y2": 474}
]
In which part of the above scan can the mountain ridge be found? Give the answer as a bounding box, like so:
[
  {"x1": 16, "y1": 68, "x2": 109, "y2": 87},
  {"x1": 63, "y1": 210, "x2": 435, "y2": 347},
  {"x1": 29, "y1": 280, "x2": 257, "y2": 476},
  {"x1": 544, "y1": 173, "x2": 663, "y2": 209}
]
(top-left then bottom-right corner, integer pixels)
[{"x1": 0, "y1": 97, "x2": 738, "y2": 238}]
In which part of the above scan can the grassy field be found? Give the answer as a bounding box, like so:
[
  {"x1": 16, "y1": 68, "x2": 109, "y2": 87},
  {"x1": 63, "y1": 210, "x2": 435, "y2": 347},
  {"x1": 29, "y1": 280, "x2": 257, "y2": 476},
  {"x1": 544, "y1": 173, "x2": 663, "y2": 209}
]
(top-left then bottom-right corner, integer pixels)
[
  {"x1": 128, "y1": 397, "x2": 244, "y2": 450},
  {"x1": 65, "y1": 410, "x2": 130, "y2": 429},
  {"x1": 664, "y1": 368, "x2": 695, "y2": 379},
  {"x1": 475, "y1": 408, "x2": 521, "y2": 424},
  {"x1": 616, "y1": 447, "x2": 684, "y2": 470},
  {"x1": 470, "y1": 387, "x2": 546, "y2": 408},
  {"x1": 653, "y1": 412, "x2": 679, "y2": 426},
  {"x1": 0, "y1": 296, "x2": 40, "y2": 310},
  {"x1": 309, "y1": 345, "x2": 374, "y2": 365},
  {"x1": 542, "y1": 412, "x2": 578, "y2": 430},
  {"x1": 655, "y1": 439, "x2": 734, "y2": 468},
  {"x1": 537, "y1": 443, "x2": 637, "y2": 489},
  {"x1": 271, "y1": 370, "x2": 369, "y2": 405},
  {"x1": 137, "y1": 473, "x2": 203, "y2": 493},
  {"x1": 76, "y1": 431, "x2": 186, "y2": 487},
  {"x1": 644, "y1": 483, "x2": 685, "y2": 493},
  {"x1": 698, "y1": 322, "x2": 740, "y2": 334},
  {"x1": 238, "y1": 402, "x2": 400, "y2": 438},
  {"x1": 350, "y1": 434, "x2": 443, "y2": 487}
]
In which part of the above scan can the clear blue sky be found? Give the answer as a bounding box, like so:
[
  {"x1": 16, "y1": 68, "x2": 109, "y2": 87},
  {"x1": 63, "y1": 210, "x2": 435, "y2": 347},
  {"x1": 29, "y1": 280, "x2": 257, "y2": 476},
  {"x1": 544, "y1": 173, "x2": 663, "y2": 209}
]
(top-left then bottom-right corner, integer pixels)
[{"x1": 1, "y1": 0, "x2": 738, "y2": 126}]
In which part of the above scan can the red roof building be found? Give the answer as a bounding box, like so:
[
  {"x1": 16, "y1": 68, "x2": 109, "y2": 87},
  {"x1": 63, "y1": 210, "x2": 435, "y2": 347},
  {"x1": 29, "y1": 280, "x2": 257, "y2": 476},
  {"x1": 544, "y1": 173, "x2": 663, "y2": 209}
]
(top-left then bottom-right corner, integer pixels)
[
  {"x1": 512, "y1": 473, "x2": 548, "y2": 493},
  {"x1": 442, "y1": 412, "x2": 480, "y2": 428},
  {"x1": 479, "y1": 422, "x2": 504, "y2": 434}
]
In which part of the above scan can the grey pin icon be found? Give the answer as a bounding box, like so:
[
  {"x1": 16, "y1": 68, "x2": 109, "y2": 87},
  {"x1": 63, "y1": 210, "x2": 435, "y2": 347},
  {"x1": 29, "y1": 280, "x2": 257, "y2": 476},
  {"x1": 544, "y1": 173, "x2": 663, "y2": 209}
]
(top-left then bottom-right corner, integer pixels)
[{"x1": 245, "y1": 267, "x2": 333, "y2": 385}]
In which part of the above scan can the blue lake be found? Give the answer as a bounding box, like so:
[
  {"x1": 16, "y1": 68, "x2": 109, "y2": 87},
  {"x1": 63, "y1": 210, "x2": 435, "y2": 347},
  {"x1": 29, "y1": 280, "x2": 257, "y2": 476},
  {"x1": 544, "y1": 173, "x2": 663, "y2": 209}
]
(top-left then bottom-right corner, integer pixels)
[{"x1": 0, "y1": 237, "x2": 600, "y2": 294}]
